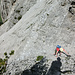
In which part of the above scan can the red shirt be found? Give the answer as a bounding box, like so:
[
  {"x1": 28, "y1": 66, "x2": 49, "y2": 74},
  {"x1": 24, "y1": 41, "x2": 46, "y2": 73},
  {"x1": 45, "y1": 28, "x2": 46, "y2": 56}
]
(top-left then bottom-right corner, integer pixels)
[{"x1": 56, "y1": 47, "x2": 60, "y2": 51}]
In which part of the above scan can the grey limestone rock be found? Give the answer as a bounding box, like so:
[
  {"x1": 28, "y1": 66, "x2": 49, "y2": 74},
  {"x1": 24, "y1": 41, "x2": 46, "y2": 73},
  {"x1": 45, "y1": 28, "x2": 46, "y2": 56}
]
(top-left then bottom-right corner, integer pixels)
[{"x1": 0, "y1": 0, "x2": 75, "y2": 75}]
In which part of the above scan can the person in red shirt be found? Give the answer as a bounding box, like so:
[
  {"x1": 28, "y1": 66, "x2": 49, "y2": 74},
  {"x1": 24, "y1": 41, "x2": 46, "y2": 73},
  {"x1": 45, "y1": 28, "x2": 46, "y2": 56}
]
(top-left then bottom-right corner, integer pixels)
[
  {"x1": 54, "y1": 45, "x2": 61, "y2": 57},
  {"x1": 54, "y1": 45, "x2": 70, "y2": 57}
]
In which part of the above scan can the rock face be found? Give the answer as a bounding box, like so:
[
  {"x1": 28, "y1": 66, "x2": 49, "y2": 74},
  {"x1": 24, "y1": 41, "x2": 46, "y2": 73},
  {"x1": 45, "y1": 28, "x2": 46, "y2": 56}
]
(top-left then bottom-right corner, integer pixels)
[
  {"x1": 1, "y1": 0, "x2": 17, "y2": 22},
  {"x1": 0, "y1": 0, "x2": 36, "y2": 22},
  {"x1": 0, "y1": 0, "x2": 36, "y2": 35},
  {"x1": 0, "y1": 0, "x2": 75, "y2": 75}
]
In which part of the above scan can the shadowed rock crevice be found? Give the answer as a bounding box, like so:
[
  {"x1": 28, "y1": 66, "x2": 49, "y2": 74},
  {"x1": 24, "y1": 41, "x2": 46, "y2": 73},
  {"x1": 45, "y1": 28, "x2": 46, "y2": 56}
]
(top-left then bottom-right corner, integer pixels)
[
  {"x1": 46, "y1": 57, "x2": 62, "y2": 75},
  {"x1": 0, "y1": 22, "x2": 3, "y2": 26},
  {"x1": 21, "y1": 57, "x2": 48, "y2": 75},
  {"x1": 21, "y1": 57, "x2": 73, "y2": 75}
]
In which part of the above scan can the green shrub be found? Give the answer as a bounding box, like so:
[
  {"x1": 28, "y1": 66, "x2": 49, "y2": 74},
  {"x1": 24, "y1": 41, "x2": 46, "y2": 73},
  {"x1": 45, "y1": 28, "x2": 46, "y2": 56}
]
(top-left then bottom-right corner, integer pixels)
[
  {"x1": 4, "y1": 59, "x2": 8, "y2": 62},
  {"x1": 5, "y1": 55, "x2": 9, "y2": 59},
  {"x1": 4, "y1": 52, "x2": 9, "y2": 58},
  {"x1": 14, "y1": 16, "x2": 17, "y2": 19},
  {"x1": 36, "y1": 56, "x2": 43, "y2": 61},
  {"x1": 4, "y1": 52, "x2": 7, "y2": 56},
  {"x1": 0, "y1": 58, "x2": 6, "y2": 74},
  {"x1": 0, "y1": 50, "x2": 15, "y2": 74},
  {"x1": 0, "y1": 14, "x2": 3, "y2": 26},
  {"x1": 9, "y1": 50, "x2": 14, "y2": 55},
  {"x1": 0, "y1": 58, "x2": 2, "y2": 62},
  {"x1": 18, "y1": 15, "x2": 22, "y2": 20},
  {"x1": 47, "y1": 13, "x2": 49, "y2": 16},
  {"x1": 0, "y1": 15, "x2": 2, "y2": 22}
]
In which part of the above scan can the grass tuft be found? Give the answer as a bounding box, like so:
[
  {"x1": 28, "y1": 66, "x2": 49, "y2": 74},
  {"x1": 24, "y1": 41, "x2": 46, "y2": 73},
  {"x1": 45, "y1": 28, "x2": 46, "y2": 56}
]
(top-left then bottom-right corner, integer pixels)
[
  {"x1": 0, "y1": 50, "x2": 15, "y2": 74},
  {"x1": 36, "y1": 56, "x2": 43, "y2": 61}
]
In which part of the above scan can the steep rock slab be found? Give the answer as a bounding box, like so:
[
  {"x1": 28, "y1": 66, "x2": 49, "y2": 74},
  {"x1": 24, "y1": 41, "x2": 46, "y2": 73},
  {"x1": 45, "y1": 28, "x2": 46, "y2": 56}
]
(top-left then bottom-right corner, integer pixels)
[
  {"x1": 0, "y1": 0, "x2": 75, "y2": 74},
  {"x1": 0, "y1": 0, "x2": 36, "y2": 36}
]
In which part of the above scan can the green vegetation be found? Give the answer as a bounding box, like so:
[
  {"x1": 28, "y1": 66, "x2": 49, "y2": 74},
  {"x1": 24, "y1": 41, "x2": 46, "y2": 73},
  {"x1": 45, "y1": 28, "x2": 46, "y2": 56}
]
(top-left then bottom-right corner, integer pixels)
[
  {"x1": 0, "y1": 58, "x2": 6, "y2": 73},
  {"x1": 0, "y1": 13, "x2": 3, "y2": 26},
  {"x1": 0, "y1": 50, "x2": 15, "y2": 74},
  {"x1": 14, "y1": 16, "x2": 17, "y2": 19},
  {"x1": 4, "y1": 52, "x2": 7, "y2": 56},
  {"x1": 0, "y1": 13, "x2": 2, "y2": 22},
  {"x1": 9, "y1": 50, "x2": 14, "y2": 55},
  {"x1": 18, "y1": 15, "x2": 22, "y2": 20},
  {"x1": 47, "y1": 13, "x2": 49, "y2": 16},
  {"x1": 0, "y1": 16, "x2": 2, "y2": 22},
  {"x1": 36, "y1": 56, "x2": 43, "y2": 61}
]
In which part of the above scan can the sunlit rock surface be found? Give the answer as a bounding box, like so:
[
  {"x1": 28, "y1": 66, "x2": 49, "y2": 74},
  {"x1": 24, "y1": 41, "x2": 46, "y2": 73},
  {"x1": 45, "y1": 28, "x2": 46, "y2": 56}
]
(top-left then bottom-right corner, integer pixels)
[{"x1": 0, "y1": 0, "x2": 75, "y2": 75}]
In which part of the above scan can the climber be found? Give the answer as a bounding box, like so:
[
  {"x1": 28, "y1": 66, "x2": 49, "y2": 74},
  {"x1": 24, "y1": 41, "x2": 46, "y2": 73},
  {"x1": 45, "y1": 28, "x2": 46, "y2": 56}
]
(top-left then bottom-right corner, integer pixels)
[
  {"x1": 54, "y1": 45, "x2": 61, "y2": 57},
  {"x1": 54, "y1": 45, "x2": 70, "y2": 57}
]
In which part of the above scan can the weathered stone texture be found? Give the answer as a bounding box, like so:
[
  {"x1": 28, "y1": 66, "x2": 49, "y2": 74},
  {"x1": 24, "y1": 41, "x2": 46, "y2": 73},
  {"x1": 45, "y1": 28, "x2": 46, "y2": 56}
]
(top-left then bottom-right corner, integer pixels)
[{"x1": 0, "y1": 0, "x2": 75, "y2": 75}]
